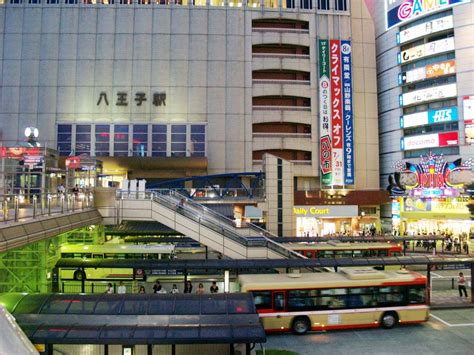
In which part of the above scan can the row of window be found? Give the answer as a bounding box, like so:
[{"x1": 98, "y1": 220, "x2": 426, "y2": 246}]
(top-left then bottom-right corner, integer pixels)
[
  {"x1": 403, "y1": 146, "x2": 459, "y2": 159},
  {"x1": 57, "y1": 123, "x2": 206, "y2": 158},
  {"x1": 404, "y1": 121, "x2": 459, "y2": 138},
  {"x1": 402, "y1": 75, "x2": 456, "y2": 94},
  {"x1": 296, "y1": 249, "x2": 400, "y2": 259},
  {"x1": 253, "y1": 285, "x2": 426, "y2": 311},
  {"x1": 401, "y1": 52, "x2": 455, "y2": 75},
  {"x1": 60, "y1": 252, "x2": 172, "y2": 259},
  {"x1": 5, "y1": 0, "x2": 348, "y2": 9}
]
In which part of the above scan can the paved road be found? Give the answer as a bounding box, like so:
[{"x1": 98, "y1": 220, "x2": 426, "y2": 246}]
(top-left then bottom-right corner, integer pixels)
[{"x1": 262, "y1": 309, "x2": 474, "y2": 355}]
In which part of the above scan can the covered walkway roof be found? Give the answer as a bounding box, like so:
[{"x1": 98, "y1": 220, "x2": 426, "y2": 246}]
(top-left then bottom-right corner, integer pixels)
[
  {"x1": 0, "y1": 293, "x2": 266, "y2": 346},
  {"x1": 55, "y1": 255, "x2": 474, "y2": 271}
]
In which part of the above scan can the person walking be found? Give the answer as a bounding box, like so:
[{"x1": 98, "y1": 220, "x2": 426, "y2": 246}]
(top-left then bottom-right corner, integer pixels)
[
  {"x1": 458, "y1": 272, "x2": 468, "y2": 298},
  {"x1": 138, "y1": 285, "x2": 146, "y2": 294}
]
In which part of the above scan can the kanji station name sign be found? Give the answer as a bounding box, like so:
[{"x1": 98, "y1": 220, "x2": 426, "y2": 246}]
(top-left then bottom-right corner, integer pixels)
[{"x1": 96, "y1": 91, "x2": 167, "y2": 107}]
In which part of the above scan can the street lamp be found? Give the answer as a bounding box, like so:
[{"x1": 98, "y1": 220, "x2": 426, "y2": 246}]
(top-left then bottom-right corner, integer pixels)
[{"x1": 24, "y1": 127, "x2": 40, "y2": 147}]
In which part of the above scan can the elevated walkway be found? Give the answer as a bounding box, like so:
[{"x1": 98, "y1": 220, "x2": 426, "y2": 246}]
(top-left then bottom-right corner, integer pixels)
[
  {"x1": 109, "y1": 190, "x2": 302, "y2": 259},
  {"x1": 0, "y1": 209, "x2": 102, "y2": 253}
]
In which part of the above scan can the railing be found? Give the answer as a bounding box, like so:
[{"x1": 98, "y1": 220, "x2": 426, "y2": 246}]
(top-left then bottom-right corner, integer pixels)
[
  {"x1": 153, "y1": 187, "x2": 265, "y2": 201},
  {"x1": 252, "y1": 79, "x2": 311, "y2": 85},
  {"x1": 117, "y1": 189, "x2": 304, "y2": 259},
  {"x1": 0, "y1": 191, "x2": 94, "y2": 223},
  {"x1": 161, "y1": 190, "x2": 304, "y2": 259}
]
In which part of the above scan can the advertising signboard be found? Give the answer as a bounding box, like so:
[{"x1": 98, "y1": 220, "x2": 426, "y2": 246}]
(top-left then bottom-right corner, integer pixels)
[
  {"x1": 341, "y1": 40, "x2": 354, "y2": 185},
  {"x1": 400, "y1": 107, "x2": 458, "y2": 128},
  {"x1": 401, "y1": 131, "x2": 459, "y2": 151},
  {"x1": 399, "y1": 60, "x2": 455, "y2": 84},
  {"x1": 319, "y1": 40, "x2": 332, "y2": 185},
  {"x1": 386, "y1": 0, "x2": 469, "y2": 30},
  {"x1": 399, "y1": 83, "x2": 457, "y2": 107},
  {"x1": 464, "y1": 96, "x2": 474, "y2": 145},
  {"x1": 398, "y1": 37, "x2": 454, "y2": 64},
  {"x1": 397, "y1": 15, "x2": 453, "y2": 44},
  {"x1": 330, "y1": 39, "x2": 344, "y2": 186}
]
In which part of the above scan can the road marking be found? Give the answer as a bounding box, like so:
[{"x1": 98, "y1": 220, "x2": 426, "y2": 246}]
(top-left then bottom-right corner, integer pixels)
[
  {"x1": 430, "y1": 314, "x2": 474, "y2": 327},
  {"x1": 430, "y1": 272, "x2": 443, "y2": 278}
]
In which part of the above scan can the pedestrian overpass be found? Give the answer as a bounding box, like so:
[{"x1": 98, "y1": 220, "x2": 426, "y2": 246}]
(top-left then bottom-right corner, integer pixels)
[{"x1": 101, "y1": 189, "x2": 302, "y2": 260}]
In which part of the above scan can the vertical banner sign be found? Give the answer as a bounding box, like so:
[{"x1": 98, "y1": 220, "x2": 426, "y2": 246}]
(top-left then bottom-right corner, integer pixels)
[
  {"x1": 341, "y1": 40, "x2": 354, "y2": 185},
  {"x1": 319, "y1": 40, "x2": 332, "y2": 186},
  {"x1": 330, "y1": 40, "x2": 344, "y2": 186}
]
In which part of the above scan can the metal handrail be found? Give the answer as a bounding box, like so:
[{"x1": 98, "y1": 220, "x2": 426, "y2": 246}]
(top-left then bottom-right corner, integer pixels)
[{"x1": 160, "y1": 190, "x2": 304, "y2": 259}]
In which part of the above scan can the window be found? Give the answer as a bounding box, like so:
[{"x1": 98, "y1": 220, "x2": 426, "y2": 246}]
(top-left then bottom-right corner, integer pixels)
[
  {"x1": 114, "y1": 125, "x2": 129, "y2": 157},
  {"x1": 300, "y1": 0, "x2": 311, "y2": 9},
  {"x1": 407, "y1": 286, "x2": 426, "y2": 304},
  {"x1": 320, "y1": 288, "x2": 347, "y2": 309},
  {"x1": 190, "y1": 125, "x2": 205, "y2": 157},
  {"x1": 171, "y1": 125, "x2": 187, "y2": 157},
  {"x1": 404, "y1": 122, "x2": 458, "y2": 137},
  {"x1": 95, "y1": 125, "x2": 110, "y2": 157},
  {"x1": 75, "y1": 125, "x2": 91, "y2": 156},
  {"x1": 404, "y1": 146, "x2": 459, "y2": 159},
  {"x1": 252, "y1": 291, "x2": 272, "y2": 310},
  {"x1": 317, "y1": 0, "x2": 329, "y2": 10},
  {"x1": 334, "y1": 0, "x2": 347, "y2": 11},
  {"x1": 401, "y1": 52, "x2": 455, "y2": 72},
  {"x1": 288, "y1": 289, "x2": 318, "y2": 311},
  {"x1": 152, "y1": 125, "x2": 167, "y2": 157},
  {"x1": 133, "y1": 125, "x2": 148, "y2": 157},
  {"x1": 57, "y1": 124, "x2": 72, "y2": 156},
  {"x1": 402, "y1": 75, "x2": 456, "y2": 93},
  {"x1": 376, "y1": 286, "x2": 405, "y2": 306},
  {"x1": 402, "y1": 100, "x2": 456, "y2": 115},
  {"x1": 64, "y1": 0, "x2": 78, "y2": 3}
]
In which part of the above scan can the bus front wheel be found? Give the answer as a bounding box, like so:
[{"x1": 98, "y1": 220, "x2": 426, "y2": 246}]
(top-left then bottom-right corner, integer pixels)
[
  {"x1": 73, "y1": 269, "x2": 86, "y2": 281},
  {"x1": 292, "y1": 316, "x2": 311, "y2": 335},
  {"x1": 380, "y1": 312, "x2": 398, "y2": 329}
]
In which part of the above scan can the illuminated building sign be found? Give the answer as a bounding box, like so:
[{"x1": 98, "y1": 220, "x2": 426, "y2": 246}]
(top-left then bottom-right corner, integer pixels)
[
  {"x1": 398, "y1": 37, "x2": 454, "y2": 64},
  {"x1": 401, "y1": 197, "x2": 469, "y2": 214},
  {"x1": 293, "y1": 205, "x2": 358, "y2": 217},
  {"x1": 399, "y1": 83, "x2": 457, "y2": 107},
  {"x1": 386, "y1": 0, "x2": 469, "y2": 29},
  {"x1": 397, "y1": 15, "x2": 453, "y2": 44},
  {"x1": 387, "y1": 153, "x2": 474, "y2": 197},
  {"x1": 399, "y1": 60, "x2": 455, "y2": 84},
  {"x1": 401, "y1": 131, "x2": 458, "y2": 151},
  {"x1": 464, "y1": 96, "x2": 474, "y2": 145},
  {"x1": 400, "y1": 107, "x2": 458, "y2": 128}
]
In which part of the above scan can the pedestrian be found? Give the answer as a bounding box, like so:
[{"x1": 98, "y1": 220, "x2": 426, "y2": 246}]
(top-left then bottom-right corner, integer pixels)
[
  {"x1": 72, "y1": 184, "x2": 80, "y2": 197},
  {"x1": 171, "y1": 284, "x2": 179, "y2": 294},
  {"x1": 458, "y1": 272, "x2": 468, "y2": 298},
  {"x1": 184, "y1": 280, "x2": 193, "y2": 294},
  {"x1": 196, "y1": 283, "x2": 205, "y2": 294},
  {"x1": 463, "y1": 242, "x2": 469, "y2": 255},
  {"x1": 139, "y1": 285, "x2": 146, "y2": 294},
  {"x1": 117, "y1": 281, "x2": 126, "y2": 294},
  {"x1": 153, "y1": 280, "x2": 162, "y2": 293},
  {"x1": 210, "y1": 281, "x2": 219, "y2": 293},
  {"x1": 105, "y1": 283, "x2": 113, "y2": 294}
]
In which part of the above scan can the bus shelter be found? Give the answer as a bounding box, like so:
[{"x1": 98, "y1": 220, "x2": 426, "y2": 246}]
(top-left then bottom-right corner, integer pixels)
[
  {"x1": 55, "y1": 255, "x2": 474, "y2": 305},
  {"x1": 0, "y1": 292, "x2": 265, "y2": 355}
]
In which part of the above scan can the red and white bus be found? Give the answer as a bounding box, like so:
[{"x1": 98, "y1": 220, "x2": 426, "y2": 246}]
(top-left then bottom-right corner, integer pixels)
[
  {"x1": 238, "y1": 268, "x2": 428, "y2": 334},
  {"x1": 286, "y1": 241, "x2": 403, "y2": 259}
]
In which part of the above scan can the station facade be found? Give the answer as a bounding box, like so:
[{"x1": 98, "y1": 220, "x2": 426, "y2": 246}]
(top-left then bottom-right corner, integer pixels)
[
  {"x1": 0, "y1": 0, "x2": 386, "y2": 236},
  {"x1": 365, "y1": 0, "x2": 474, "y2": 237}
]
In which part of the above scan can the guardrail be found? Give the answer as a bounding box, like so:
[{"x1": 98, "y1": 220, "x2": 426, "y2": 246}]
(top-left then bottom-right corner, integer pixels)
[{"x1": 0, "y1": 191, "x2": 94, "y2": 223}]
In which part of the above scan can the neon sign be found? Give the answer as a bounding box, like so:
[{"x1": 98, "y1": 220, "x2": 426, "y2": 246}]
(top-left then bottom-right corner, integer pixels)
[
  {"x1": 387, "y1": 153, "x2": 473, "y2": 196},
  {"x1": 386, "y1": 0, "x2": 470, "y2": 29}
]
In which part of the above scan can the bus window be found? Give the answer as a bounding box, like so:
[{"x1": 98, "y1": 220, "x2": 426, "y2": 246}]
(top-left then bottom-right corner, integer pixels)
[
  {"x1": 92, "y1": 253, "x2": 104, "y2": 259},
  {"x1": 377, "y1": 286, "x2": 405, "y2": 306},
  {"x1": 348, "y1": 287, "x2": 376, "y2": 307},
  {"x1": 319, "y1": 250, "x2": 334, "y2": 258},
  {"x1": 352, "y1": 250, "x2": 363, "y2": 258},
  {"x1": 320, "y1": 288, "x2": 347, "y2": 309},
  {"x1": 407, "y1": 286, "x2": 426, "y2": 304},
  {"x1": 252, "y1": 291, "x2": 272, "y2": 310},
  {"x1": 288, "y1": 290, "x2": 317, "y2": 311},
  {"x1": 335, "y1": 250, "x2": 352, "y2": 258},
  {"x1": 305, "y1": 251, "x2": 313, "y2": 258},
  {"x1": 379, "y1": 250, "x2": 389, "y2": 257},
  {"x1": 273, "y1": 292, "x2": 285, "y2": 311}
]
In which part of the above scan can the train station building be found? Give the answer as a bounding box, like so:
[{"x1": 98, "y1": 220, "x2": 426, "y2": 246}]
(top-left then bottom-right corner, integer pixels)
[{"x1": 0, "y1": 0, "x2": 389, "y2": 236}]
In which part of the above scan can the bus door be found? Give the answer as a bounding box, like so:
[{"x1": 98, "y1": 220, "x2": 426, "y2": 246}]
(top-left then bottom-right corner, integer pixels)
[{"x1": 273, "y1": 291, "x2": 286, "y2": 312}]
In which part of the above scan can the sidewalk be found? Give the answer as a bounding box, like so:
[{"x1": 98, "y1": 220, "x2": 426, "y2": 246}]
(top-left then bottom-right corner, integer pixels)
[{"x1": 431, "y1": 289, "x2": 474, "y2": 309}]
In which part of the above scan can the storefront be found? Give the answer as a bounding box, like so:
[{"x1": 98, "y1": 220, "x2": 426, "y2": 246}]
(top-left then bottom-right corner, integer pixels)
[
  {"x1": 293, "y1": 205, "x2": 359, "y2": 237},
  {"x1": 388, "y1": 153, "x2": 474, "y2": 237},
  {"x1": 394, "y1": 197, "x2": 473, "y2": 236}
]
